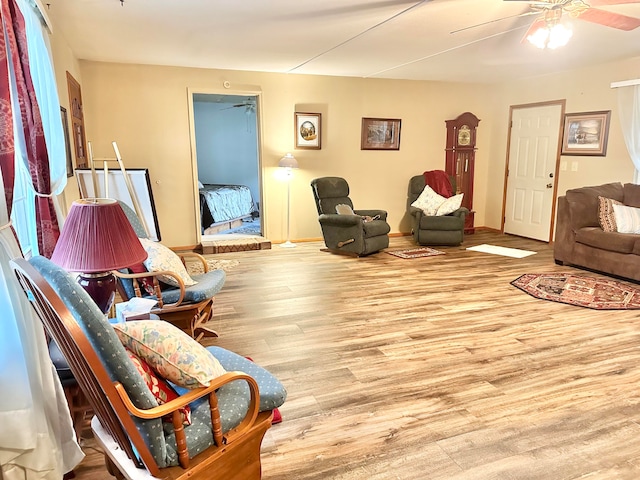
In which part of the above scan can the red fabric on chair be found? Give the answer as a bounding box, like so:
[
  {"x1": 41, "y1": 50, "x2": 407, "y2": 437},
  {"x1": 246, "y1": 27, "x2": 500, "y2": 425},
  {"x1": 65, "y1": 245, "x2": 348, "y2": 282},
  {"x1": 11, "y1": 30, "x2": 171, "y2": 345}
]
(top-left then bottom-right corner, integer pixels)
[{"x1": 423, "y1": 170, "x2": 453, "y2": 198}]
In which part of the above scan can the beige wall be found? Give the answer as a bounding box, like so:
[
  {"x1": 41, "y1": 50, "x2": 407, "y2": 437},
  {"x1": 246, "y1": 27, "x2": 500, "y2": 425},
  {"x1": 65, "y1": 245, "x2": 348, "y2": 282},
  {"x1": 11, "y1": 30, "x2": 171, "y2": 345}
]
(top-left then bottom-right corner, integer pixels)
[
  {"x1": 74, "y1": 62, "x2": 493, "y2": 247},
  {"x1": 49, "y1": 26, "x2": 639, "y2": 247},
  {"x1": 484, "y1": 56, "x2": 639, "y2": 231}
]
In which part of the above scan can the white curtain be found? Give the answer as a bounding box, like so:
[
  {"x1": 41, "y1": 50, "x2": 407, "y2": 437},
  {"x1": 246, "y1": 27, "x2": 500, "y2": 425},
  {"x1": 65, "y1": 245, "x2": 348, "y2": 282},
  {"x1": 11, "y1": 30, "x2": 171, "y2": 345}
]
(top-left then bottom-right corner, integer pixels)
[
  {"x1": 0, "y1": 0, "x2": 84, "y2": 478},
  {"x1": 617, "y1": 84, "x2": 640, "y2": 183}
]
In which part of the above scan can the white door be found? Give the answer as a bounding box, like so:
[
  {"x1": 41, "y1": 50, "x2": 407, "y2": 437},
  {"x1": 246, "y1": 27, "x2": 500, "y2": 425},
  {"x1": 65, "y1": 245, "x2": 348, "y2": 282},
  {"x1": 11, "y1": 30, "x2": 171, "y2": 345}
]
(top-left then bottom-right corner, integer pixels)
[{"x1": 504, "y1": 104, "x2": 562, "y2": 242}]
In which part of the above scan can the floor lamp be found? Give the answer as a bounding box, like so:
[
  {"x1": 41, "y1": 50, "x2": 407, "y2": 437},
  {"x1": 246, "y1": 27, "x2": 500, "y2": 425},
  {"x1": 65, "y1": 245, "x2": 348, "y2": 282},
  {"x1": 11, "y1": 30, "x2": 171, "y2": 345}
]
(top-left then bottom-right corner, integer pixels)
[{"x1": 279, "y1": 153, "x2": 298, "y2": 248}]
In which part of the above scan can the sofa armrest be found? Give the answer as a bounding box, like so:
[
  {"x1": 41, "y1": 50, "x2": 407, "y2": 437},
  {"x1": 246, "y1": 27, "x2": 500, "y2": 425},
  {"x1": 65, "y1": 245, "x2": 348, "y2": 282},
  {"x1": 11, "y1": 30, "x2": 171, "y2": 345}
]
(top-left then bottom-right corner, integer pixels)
[{"x1": 553, "y1": 196, "x2": 575, "y2": 264}]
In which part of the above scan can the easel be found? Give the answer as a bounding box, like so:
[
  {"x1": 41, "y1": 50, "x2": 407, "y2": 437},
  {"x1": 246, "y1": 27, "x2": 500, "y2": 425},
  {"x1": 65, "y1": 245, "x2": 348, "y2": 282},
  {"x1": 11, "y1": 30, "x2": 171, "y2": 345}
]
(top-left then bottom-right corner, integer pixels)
[{"x1": 87, "y1": 141, "x2": 151, "y2": 238}]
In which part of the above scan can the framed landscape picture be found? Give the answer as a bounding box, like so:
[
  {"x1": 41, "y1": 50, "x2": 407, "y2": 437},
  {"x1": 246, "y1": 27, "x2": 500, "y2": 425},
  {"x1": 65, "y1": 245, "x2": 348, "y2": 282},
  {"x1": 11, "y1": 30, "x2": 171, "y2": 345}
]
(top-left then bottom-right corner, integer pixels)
[
  {"x1": 295, "y1": 112, "x2": 321, "y2": 149},
  {"x1": 561, "y1": 110, "x2": 611, "y2": 156},
  {"x1": 361, "y1": 117, "x2": 401, "y2": 150}
]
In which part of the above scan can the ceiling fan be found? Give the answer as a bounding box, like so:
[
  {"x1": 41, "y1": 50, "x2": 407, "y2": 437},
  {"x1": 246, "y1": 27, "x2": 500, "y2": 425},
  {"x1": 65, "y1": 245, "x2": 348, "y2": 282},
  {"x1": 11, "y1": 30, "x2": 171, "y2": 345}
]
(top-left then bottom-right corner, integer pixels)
[
  {"x1": 220, "y1": 99, "x2": 256, "y2": 114},
  {"x1": 454, "y1": 0, "x2": 640, "y2": 49},
  {"x1": 505, "y1": 0, "x2": 640, "y2": 37}
]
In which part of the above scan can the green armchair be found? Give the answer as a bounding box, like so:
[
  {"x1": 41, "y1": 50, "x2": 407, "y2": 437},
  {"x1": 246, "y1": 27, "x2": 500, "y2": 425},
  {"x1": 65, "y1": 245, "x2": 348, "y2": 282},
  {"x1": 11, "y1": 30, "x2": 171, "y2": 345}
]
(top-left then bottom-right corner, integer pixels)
[
  {"x1": 408, "y1": 174, "x2": 468, "y2": 246},
  {"x1": 311, "y1": 177, "x2": 390, "y2": 256}
]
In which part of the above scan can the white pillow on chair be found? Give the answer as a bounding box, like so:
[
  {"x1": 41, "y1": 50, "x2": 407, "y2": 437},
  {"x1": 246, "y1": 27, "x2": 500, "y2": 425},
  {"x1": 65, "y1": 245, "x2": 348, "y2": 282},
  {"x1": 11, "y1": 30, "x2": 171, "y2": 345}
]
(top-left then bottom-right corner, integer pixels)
[{"x1": 139, "y1": 238, "x2": 197, "y2": 287}]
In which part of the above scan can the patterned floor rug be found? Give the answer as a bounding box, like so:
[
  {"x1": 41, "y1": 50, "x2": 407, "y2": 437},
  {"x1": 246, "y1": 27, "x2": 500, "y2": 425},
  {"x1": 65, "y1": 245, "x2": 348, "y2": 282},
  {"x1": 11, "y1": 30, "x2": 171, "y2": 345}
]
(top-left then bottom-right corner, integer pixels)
[
  {"x1": 511, "y1": 273, "x2": 640, "y2": 310},
  {"x1": 187, "y1": 259, "x2": 240, "y2": 276},
  {"x1": 387, "y1": 247, "x2": 445, "y2": 259}
]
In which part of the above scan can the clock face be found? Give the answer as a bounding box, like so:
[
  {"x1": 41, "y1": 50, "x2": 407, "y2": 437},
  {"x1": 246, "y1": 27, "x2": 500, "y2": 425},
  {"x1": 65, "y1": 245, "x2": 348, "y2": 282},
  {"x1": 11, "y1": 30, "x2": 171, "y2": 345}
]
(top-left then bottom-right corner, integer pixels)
[{"x1": 458, "y1": 125, "x2": 471, "y2": 146}]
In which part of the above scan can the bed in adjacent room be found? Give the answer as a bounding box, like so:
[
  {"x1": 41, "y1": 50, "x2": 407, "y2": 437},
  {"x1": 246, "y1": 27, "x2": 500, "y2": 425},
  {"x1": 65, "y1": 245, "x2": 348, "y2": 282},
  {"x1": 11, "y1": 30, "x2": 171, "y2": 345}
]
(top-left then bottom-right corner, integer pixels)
[{"x1": 199, "y1": 183, "x2": 257, "y2": 233}]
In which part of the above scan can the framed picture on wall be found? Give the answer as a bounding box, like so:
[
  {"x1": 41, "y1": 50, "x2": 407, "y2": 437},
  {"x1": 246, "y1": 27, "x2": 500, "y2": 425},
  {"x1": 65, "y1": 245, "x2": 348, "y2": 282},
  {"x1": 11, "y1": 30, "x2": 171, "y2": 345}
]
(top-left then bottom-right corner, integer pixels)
[
  {"x1": 294, "y1": 112, "x2": 321, "y2": 149},
  {"x1": 361, "y1": 117, "x2": 401, "y2": 150},
  {"x1": 561, "y1": 110, "x2": 611, "y2": 156}
]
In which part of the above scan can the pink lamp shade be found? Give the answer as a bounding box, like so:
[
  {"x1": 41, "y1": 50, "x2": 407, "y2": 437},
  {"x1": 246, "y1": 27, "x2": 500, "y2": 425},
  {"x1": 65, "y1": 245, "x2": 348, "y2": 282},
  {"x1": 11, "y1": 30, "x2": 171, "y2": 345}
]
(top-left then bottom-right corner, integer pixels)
[
  {"x1": 51, "y1": 198, "x2": 147, "y2": 273},
  {"x1": 51, "y1": 198, "x2": 148, "y2": 314}
]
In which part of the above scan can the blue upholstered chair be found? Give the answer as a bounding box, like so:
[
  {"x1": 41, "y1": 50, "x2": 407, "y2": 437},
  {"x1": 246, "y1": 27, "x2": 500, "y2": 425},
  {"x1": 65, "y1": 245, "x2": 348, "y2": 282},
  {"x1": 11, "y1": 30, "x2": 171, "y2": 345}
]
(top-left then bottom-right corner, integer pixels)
[
  {"x1": 12, "y1": 256, "x2": 286, "y2": 480},
  {"x1": 114, "y1": 201, "x2": 226, "y2": 339}
]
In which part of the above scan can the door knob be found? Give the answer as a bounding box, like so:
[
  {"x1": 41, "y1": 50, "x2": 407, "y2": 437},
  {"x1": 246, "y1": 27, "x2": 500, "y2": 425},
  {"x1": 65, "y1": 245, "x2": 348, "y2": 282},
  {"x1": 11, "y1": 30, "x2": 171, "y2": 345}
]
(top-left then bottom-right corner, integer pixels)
[
  {"x1": 546, "y1": 183, "x2": 553, "y2": 189},
  {"x1": 549, "y1": 173, "x2": 554, "y2": 178}
]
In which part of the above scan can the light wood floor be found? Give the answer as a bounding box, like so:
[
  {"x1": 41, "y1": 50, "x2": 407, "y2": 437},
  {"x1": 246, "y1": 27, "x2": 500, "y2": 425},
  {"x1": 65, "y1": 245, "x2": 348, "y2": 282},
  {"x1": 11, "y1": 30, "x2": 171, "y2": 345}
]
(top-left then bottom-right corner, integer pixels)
[{"x1": 71, "y1": 232, "x2": 640, "y2": 480}]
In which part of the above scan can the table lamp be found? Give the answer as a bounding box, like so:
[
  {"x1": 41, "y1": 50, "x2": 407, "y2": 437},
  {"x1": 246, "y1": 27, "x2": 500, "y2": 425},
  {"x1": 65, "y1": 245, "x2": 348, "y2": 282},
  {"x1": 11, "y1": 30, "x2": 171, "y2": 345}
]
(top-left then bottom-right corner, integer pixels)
[{"x1": 51, "y1": 198, "x2": 148, "y2": 315}]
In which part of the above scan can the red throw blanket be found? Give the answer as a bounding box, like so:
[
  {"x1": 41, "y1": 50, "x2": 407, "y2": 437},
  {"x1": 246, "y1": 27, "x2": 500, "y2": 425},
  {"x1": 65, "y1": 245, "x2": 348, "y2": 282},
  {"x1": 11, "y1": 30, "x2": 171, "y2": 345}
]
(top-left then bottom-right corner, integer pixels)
[{"x1": 423, "y1": 170, "x2": 453, "y2": 198}]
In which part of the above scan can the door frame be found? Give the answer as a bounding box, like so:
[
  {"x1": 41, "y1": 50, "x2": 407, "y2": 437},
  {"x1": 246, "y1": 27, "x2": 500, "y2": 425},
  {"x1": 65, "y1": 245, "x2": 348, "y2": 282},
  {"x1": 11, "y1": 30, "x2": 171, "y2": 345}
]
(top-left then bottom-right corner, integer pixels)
[
  {"x1": 186, "y1": 87, "x2": 265, "y2": 245},
  {"x1": 500, "y1": 99, "x2": 566, "y2": 243}
]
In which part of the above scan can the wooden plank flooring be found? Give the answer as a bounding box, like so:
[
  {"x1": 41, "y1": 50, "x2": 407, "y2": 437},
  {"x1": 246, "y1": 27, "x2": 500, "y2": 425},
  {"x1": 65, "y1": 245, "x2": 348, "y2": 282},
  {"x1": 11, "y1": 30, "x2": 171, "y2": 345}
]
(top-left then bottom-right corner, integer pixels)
[{"x1": 71, "y1": 232, "x2": 640, "y2": 479}]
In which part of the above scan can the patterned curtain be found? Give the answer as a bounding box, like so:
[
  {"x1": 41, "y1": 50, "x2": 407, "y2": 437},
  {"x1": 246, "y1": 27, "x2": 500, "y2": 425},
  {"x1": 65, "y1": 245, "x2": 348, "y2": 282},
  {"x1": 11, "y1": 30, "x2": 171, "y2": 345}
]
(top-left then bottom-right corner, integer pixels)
[{"x1": 2, "y1": 0, "x2": 58, "y2": 257}]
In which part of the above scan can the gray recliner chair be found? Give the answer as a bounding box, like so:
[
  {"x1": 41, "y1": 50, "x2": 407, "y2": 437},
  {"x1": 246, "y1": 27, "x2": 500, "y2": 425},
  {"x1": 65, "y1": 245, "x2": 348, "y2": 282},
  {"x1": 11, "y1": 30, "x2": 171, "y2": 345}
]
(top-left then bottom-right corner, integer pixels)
[
  {"x1": 311, "y1": 177, "x2": 390, "y2": 256},
  {"x1": 408, "y1": 174, "x2": 468, "y2": 246}
]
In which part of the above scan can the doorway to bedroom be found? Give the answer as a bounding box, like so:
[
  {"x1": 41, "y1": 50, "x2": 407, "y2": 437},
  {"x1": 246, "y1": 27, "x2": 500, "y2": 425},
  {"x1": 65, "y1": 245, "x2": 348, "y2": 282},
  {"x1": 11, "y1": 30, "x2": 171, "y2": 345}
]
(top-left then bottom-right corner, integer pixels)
[{"x1": 191, "y1": 92, "x2": 269, "y2": 252}]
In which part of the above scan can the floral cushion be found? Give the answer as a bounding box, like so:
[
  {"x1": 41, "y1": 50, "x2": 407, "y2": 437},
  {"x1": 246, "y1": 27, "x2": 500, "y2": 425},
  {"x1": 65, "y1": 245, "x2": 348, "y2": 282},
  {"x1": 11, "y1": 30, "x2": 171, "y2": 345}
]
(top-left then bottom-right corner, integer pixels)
[
  {"x1": 411, "y1": 185, "x2": 446, "y2": 216},
  {"x1": 436, "y1": 193, "x2": 464, "y2": 216},
  {"x1": 125, "y1": 348, "x2": 191, "y2": 425},
  {"x1": 613, "y1": 203, "x2": 640, "y2": 234},
  {"x1": 113, "y1": 320, "x2": 226, "y2": 388},
  {"x1": 139, "y1": 238, "x2": 197, "y2": 288},
  {"x1": 412, "y1": 185, "x2": 464, "y2": 216},
  {"x1": 598, "y1": 196, "x2": 622, "y2": 232}
]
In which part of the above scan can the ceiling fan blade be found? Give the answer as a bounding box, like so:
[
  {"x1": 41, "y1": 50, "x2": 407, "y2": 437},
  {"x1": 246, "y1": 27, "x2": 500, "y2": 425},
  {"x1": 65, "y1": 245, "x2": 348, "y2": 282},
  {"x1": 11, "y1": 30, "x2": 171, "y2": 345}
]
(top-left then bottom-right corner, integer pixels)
[
  {"x1": 520, "y1": 17, "x2": 546, "y2": 42},
  {"x1": 451, "y1": 10, "x2": 539, "y2": 34},
  {"x1": 577, "y1": 7, "x2": 640, "y2": 30}
]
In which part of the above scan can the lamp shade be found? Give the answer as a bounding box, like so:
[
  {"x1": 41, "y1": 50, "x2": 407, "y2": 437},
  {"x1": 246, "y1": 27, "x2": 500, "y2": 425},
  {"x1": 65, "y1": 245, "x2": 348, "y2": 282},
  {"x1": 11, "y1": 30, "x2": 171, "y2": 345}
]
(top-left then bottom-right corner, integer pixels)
[
  {"x1": 51, "y1": 198, "x2": 148, "y2": 273},
  {"x1": 279, "y1": 153, "x2": 298, "y2": 169}
]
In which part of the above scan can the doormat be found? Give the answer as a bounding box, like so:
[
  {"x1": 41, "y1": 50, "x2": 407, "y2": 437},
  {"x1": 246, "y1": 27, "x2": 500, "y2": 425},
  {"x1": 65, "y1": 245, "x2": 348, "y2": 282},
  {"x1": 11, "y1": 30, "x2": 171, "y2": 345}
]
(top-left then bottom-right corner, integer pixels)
[
  {"x1": 511, "y1": 273, "x2": 640, "y2": 310},
  {"x1": 387, "y1": 247, "x2": 445, "y2": 259},
  {"x1": 201, "y1": 236, "x2": 271, "y2": 254},
  {"x1": 467, "y1": 244, "x2": 536, "y2": 258}
]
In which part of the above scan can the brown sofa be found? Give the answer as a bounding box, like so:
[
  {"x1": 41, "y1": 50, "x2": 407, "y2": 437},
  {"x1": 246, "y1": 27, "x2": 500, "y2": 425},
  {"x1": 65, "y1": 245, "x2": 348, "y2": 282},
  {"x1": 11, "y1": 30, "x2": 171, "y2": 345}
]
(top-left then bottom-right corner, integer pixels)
[{"x1": 554, "y1": 182, "x2": 640, "y2": 282}]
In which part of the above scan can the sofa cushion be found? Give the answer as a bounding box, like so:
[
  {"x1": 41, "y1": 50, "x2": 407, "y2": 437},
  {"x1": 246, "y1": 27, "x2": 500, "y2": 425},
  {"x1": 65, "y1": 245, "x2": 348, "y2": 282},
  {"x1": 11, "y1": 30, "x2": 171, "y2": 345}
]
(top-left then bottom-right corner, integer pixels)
[
  {"x1": 566, "y1": 182, "x2": 624, "y2": 229},
  {"x1": 623, "y1": 183, "x2": 640, "y2": 207},
  {"x1": 363, "y1": 219, "x2": 391, "y2": 237},
  {"x1": 613, "y1": 204, "x2": 640, "y2": 234},
  {"x1": 598, "y1": 196, "x2": 622, "y2": 232},
  {"x1": 575, "y1": 227, "x2": 636, "y2": 254}
]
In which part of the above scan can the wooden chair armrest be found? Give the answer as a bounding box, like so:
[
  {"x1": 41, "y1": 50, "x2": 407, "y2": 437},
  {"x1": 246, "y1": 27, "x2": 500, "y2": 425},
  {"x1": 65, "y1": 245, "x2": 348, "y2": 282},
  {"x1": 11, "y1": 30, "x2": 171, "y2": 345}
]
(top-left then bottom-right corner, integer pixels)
[
  {"x1": 114, "y1": 371, "x2": 260, "y2": 469},
  {"x1": 112, "y1": 269, "x2": 186, "y2": 307},
  {"x1": 178, "y1": 252, "x2": 209, "y2": 273}
]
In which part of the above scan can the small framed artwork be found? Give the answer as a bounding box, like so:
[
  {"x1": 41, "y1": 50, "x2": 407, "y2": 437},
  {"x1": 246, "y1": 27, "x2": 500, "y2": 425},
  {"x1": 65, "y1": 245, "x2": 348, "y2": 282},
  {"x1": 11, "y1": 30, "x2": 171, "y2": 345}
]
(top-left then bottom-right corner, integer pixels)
[
  {"x1": 361, "y1": 117, "x2": 401, "y2": 150},
  {"x1": 561, "y1": 110, "x2": 611, "y2": 156},
  {"x1": 294, "y1": 112, "x2": 321, "y2": 149},
  {"x1": 60, "y1": 106, "x2": 74, "y2": 177}
]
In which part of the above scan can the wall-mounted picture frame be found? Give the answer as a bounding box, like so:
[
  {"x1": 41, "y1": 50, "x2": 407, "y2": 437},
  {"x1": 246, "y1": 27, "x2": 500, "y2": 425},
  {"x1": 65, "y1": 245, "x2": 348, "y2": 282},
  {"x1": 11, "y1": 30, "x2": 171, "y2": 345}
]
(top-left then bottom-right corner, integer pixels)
[
  {"x1": 60, "y1": 106, "x2": 74, "y2": 177},
  {"x1": 294, "y1": 112, "x2": 321, "y2": 149},
  {"x1": 361, "y1": 117, "x2": 401, "y2": 150},
  {"x1": 561, "y1": 110, "x2": 611, "y2": 156}
]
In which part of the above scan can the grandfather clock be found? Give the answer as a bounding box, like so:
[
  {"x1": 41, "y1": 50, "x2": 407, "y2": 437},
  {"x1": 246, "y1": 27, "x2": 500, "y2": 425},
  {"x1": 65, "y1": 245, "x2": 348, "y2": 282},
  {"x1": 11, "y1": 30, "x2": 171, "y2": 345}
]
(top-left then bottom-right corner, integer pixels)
[{"x1": 445, "y1": 112, "x2": 480, "y2": 234}]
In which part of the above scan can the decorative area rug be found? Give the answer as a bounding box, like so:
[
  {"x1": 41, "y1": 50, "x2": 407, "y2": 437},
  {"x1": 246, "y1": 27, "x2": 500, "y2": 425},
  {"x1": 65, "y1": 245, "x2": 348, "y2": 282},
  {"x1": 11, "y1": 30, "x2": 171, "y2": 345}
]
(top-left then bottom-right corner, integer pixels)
[
  {"x1": 511, "y1": 273, "x2": 640, "y2": 310},
  {"x1": 201, "y1": 235, "x2": 271, "y2": 254},
  {"x1": 387, "y1": 247, "x2": 445, "y2": 259},
  {"x1": 188, "y1": 259, "x2": 240, "y2": 276},
  {"x1": 467, "y1": 244, "x2": 536, "y2": 258}
]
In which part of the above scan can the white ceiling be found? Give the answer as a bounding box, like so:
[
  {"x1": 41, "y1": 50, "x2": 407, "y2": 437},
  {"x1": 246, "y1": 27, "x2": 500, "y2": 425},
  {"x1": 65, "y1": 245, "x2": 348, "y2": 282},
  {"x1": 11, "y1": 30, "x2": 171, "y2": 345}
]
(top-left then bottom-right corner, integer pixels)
[{"x1": 47, "y1": 0, "x2": 640, "y2": 84}]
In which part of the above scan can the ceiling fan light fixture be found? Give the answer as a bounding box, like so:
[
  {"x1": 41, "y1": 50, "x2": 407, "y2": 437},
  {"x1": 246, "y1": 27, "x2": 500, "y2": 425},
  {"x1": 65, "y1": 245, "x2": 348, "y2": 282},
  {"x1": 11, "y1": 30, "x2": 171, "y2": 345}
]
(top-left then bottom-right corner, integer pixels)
[{"x1": 527, "y1": 21, "x2": 573, "y2": 49}]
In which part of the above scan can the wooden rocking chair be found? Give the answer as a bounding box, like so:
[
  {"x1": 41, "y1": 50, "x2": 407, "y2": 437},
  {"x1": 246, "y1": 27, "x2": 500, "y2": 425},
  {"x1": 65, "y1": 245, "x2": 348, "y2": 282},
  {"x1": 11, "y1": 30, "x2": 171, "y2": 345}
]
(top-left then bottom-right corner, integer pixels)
[{"x1": 12, "y1": 256, "x2": 287, "y2": 480}]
